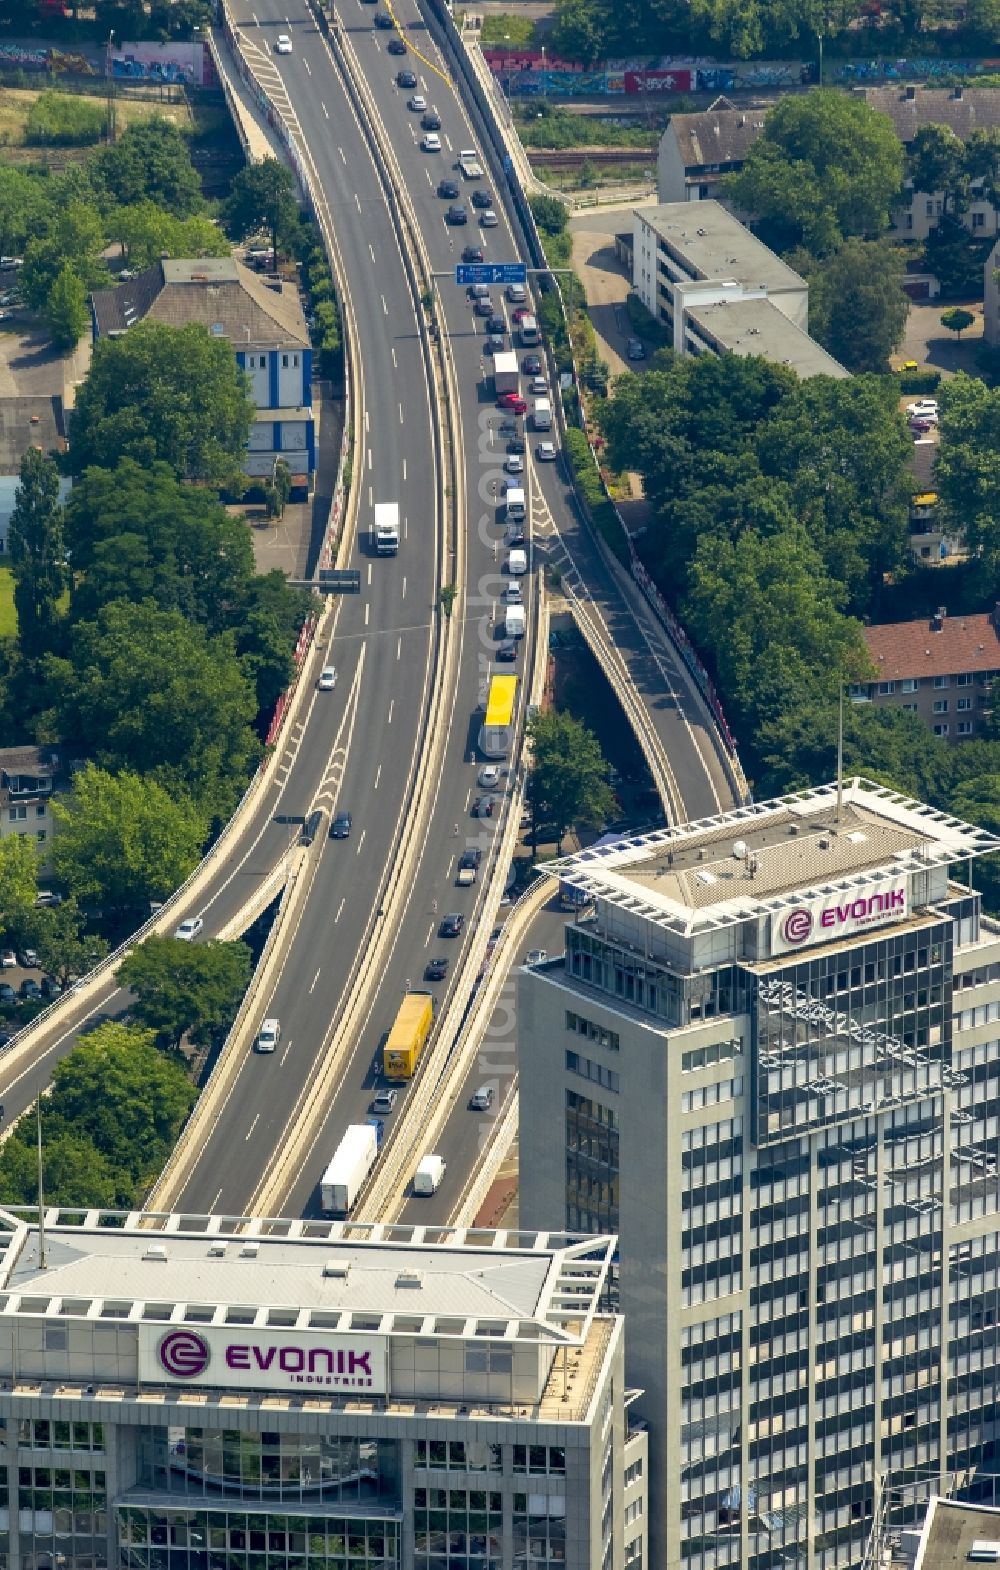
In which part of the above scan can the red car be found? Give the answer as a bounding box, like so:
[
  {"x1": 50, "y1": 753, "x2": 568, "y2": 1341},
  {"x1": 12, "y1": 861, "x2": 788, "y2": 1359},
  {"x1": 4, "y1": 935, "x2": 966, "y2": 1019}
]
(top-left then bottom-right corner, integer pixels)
[
  {"x1": 512, "y1": 307, "x2": 531, "y2": 323},
  {"x1": 497, "y1": 392, "x2": 528, "y2": 414}
]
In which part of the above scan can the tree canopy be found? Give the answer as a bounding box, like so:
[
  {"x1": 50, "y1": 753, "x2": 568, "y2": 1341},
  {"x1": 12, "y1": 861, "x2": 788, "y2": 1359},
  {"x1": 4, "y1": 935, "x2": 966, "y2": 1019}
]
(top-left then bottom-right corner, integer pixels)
[
  {"x1": 224, "y1": 159, "x2": 300, "y2": 265},
  {"x1": 7, "y1": 448, "x2": 66, "y2": 662},
  {"x1": 68, "y1": 321, "x2": 256, "y2": 488},
  {"x1": 0, "y1": 835, "x2": 39, "y2": 941},
  {"x1": 28, "y1": 898, "x2": 108, "y2": 988},
  {"x1": 526, "y1": 709, "x2": 616, "y2": 851},
  {"x1": 723, "y1": 91, "x2": 904, "y2": 255},
  {"x1": 118, "y1": 935, "x2": 253, "y2": 1048},
  {"x1": 91, "y1": 117, "x2": 205, "y2": 218},
  {"x1": 795, "y1": 239, "x2": 909, "y2": 372}
]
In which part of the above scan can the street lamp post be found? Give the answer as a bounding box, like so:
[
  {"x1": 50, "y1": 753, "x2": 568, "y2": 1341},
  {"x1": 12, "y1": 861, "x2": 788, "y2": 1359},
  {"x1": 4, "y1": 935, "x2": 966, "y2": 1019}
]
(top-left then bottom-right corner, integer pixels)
[
  {"x1": 106, "y1": 28, "x2": 116, "y2": 143},
  {"x1": 540, "y1": 44, "x2": 546, "y2": 108}
]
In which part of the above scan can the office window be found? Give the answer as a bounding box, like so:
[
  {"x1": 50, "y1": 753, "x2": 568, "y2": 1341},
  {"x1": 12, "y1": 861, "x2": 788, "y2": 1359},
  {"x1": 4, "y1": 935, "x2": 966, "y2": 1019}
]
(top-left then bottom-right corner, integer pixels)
[
  {"x1": 566, "y1": 1010, "x2": 620, "y2": 1053},
  {"x1": 566, "y1": 1049, "x2": 619, "y2": 1094}
]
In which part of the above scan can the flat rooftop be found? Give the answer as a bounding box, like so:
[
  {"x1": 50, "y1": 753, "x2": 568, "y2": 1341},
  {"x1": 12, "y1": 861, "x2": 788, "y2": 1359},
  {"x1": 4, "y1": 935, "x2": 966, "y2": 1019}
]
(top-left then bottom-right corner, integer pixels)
[
  {"x1": 550, "y1": 778, "x2": 1000, "y2": 935},
  {"x1": 636, "y1": 199, "x2": 805, "y2": 294},
  {"x1": 689, "y1": 296, "x2": 849, "y2": 379},
  {"x1": 909, "y1": 1497, "x2": 1000, "y2": 1570},
  {"x1": 0, "y1": 1211, "x2": 614, "y2": 1348}
]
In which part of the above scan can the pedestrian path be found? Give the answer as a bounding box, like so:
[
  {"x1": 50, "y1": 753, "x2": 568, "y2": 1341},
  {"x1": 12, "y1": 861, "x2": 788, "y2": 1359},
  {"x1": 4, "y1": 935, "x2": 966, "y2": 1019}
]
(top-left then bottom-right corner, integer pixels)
[{"x1": 210, "y1": 25, "x2": 289, "y2": 164}]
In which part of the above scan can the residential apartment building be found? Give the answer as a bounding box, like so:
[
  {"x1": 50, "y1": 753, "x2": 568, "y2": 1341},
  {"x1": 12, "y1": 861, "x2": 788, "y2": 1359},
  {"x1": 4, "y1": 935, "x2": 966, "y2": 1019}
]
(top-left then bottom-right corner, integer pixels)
[
  {"x1": 0, "y1": 745, "x2": 62, "y2": 857},
  {"x1": 90, "y1": 257, "x2": 315, "y2": 489},
  {"x1": 519, "y1": 777, "x2": 1000, "y2": 1570},
  {"x1": 0, "y1": 1210, "x2": 646, "y2": 1570},
  {"x1": 853, "y1": 607, "x2": 999, "y2": 739},
  {"x1": 656, "y1": 86, "x2": 1000, "y2": 248},
  {"x1": 656, "y1": 99, "x2": 764, "y2": 206},
  {"x1": 633, "y1": 202, "x2": 848, "y2": 379}
]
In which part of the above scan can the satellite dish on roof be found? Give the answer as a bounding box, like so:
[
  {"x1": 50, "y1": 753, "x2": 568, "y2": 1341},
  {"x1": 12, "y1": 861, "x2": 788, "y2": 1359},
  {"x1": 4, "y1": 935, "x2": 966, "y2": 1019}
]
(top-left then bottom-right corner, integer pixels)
[{"x1": 733, "y1": 840, "x2": 748, "y2": 860}]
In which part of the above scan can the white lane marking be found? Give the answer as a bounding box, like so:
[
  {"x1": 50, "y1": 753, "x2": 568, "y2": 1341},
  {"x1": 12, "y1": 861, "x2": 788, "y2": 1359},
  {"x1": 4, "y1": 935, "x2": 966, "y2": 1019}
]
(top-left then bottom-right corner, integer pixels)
[
  {"x1": 368, "y1": 483, "x2": 373, "y2": 508},
  {"x1": 403, "y1": 515, "x2": 408, "y2": 540},
  {"x1": 355, "y1": 192, "x2": 362, "y2": 212},
  {"x1": 245, "y1": 1113, "x2": 260, "y2": 1141},
  {"x1": 447, "y1": 856, "x2": 455, "y2": 876},
  {"x1": 402, "y1": 457, "x2": 407, "y2": 481},
  {"x1": 381, "y1": 294, "x2": 388, "y2": 314},
  {"x1": 391, "y1": 346, "x2": 397, "y2": 367},
  {"x1": 464, "y1": 787, "x2": 472, "y2": 809},
  {"x1": 367, "y1": 562, "x2": 373, "y2": 585},
  {"x1": 374, "y1": 763, "x2": 382, "y2": 789},
  {"x1": 444, "y1": 134, "x2": 453, "y2": 151},
  {"x1": 396, "y1": 636, "x2": 402, "y2": 660},
  {"x1": 211, "y1": 1186, "x2": 223, "y2": 1209},
  {"x1": 339, "y1": 146, "x2": 346, "y2": 162},
  {"x1": 364, "y1": 408, "x2": 369, "y2": 432},
  {"x1": 309, "y1": 967, "x2": 321, "y2": 993},
  {"x1": 425, "y1": 923, "x2": 434, "y2": 946},
  {"x1": 322, "y1": 102, "x2": 329, "y2": 118},
  {"x1": 356, "y1": 829, "x2": 367, "y2": 854},
  {"x1": 399, "y1": 402, "x2": 404, "y2": 424},
  {"x1": 303, "y1": 57, "x2": 311, "y2": 73},
  {"x1": 369, "y1": 243, "x2": 375, "y2": 262},
  {"x1": 334, "y1": 897, "x2": 345, "y2": 923},
  {"x1": 401, "y1": 576, "x2": 407, "y2": 599},
  {"x1": 280, "y1": 1038, "x2": 293, "y2": 1065},
  {"x1": 388, "y1": 699, "x2": 394, "y2": 724},
  {"x1": 365, "y1": 602, "x2": 370, "y2": 626},
  {"x1": 251, "y1": 10, "x2": 259, "y2": 21},
  {"x1": 367, "y1": 446, "x2": 372, "y2": 471}
]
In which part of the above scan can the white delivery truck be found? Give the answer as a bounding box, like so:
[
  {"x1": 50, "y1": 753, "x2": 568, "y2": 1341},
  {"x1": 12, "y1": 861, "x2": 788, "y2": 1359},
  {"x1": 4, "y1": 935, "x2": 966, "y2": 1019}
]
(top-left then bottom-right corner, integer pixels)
[
  {"x1": 373, "y1": 502, "x2": 400, "y2": 556},
  {"x1": 413, "y1": 1153, "x2": 447, "y2": 1195},
  {"x1": 458, "y1": 148, "x2": 483, "y2": 179},
  {"x1": 320, "y1": 1123, "x2": 379, "y2": 1213},
  {"x1": 505, "y1": 603, "x2": 526, "y2": 638},
  {"x1": 505, "y1": 486, "x2": 526, "y2": 523},
  {"x1": 532, "y1": 398, "x2": 553, "y2": 431},
  {"x1": 493, "y1": 350, "x2": 519, "y2": 398},
  {"x1": 507, "y1": 547, "x2": 528, "y2": 576}
]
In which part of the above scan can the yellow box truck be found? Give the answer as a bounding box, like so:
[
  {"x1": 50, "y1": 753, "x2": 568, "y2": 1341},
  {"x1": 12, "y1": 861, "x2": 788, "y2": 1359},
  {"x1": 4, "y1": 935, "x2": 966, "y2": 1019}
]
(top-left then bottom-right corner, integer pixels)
[{"x1": 383, "y1": 992, "x2": 435, "y2": 1081}]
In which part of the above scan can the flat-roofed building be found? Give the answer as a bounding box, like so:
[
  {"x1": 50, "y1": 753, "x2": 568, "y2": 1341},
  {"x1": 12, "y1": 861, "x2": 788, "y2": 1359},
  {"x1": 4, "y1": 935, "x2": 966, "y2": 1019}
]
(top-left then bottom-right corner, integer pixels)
[
  {"x1": 519, "y1": 777, "x2": 1000, "y2": 1570},
  {"x1": 632, "y1": 201, "x2": 848, "y2": 379},
  {"x1": 0, "y1": 1211, "x2": 645, "y2": 1570}
]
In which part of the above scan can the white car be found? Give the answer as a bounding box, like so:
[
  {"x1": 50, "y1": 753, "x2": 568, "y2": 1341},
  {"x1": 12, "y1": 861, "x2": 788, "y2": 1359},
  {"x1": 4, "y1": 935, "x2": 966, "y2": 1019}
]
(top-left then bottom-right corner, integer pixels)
[
  {"x1": 275, "y1": 32, "x2": 292, "y2": 52},
  {"x1": 503, "y1": 582, "x2": 522, "y2": 604},
  {"x1": 478, "y1": 764, "x2": 501, "y2": 789},
  {"x1": 318, "y1": 665, "x2": 338, "y2": 691},
  {"x1": 536, "y1": 441, "x2": 557, "y2": 462},
  {"x1": 480, "y1": 209, "x2": 499, "y2": 227},
  {"x1": 421, "y1": 132, "x2": 442, "y2": 152},
  {"x1": 528, "y1": 376, "x2": 547, "y2": 396},
  {"x1": 408, "y1": 94, "x2": 426, "y2": 111},
  {"x1": 174, "y1": 915, "x2": 204, "y2": 942},
  {"x1": 504, "y1": 454, "x2": 524, "y2": 474},
  {"x1": 906, "y1": 399, "x2": 939, "y2": 421},
  {"x1": 256, "y1": 1017, "x2": 281, "y2": 1053},
  {"x1": 525, "y1": 949, "x2": 548, "y2": 966},
  {"x1": 470, "y1": 1086, "x2": 494, "y2": 1111}
]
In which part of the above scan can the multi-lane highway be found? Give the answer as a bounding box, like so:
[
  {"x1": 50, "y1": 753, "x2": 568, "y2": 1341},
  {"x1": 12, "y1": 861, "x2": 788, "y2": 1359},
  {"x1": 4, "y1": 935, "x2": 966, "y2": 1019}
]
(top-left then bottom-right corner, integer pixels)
[{"x1": 0, "y1": 0, "x2": 739, "y2": 1221}]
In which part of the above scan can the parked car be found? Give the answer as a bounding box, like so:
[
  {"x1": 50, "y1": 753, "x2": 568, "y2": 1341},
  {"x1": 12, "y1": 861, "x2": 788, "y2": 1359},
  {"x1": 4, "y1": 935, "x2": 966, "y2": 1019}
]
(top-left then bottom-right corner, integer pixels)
[
  {"x1": 438, "y1": 178, "x2": 460, "y2": 199},
  {"x1": 0, "y1": 983, "x2": 15, "y2": 1005},
  {"x1": 525, "y1": 949, "x2": 548, "y2": 965},
  {"x1": 174, "y1": 916, "x2": 204, "y2": 941},
  {"x1": 18, "y1": 949, "x2": 37, "y2": 969},
  {"x1": 39, "y1": 976, "x2": 62, "y2": 1000},
  {"x1": 19, "y1": 978, "x2": 40, "y2": 1002},
  {"x1": 0, "y1": 950, "x2": 14, "y2": 969},
  {"x1": 627, "y1": 336, "x2": 646, "y2": 360},
  {"x1": 906, "y1": 399, "x2": 939, "y2": 422},
  {"x1": 387, "y1": 36, "x2": 407, "y2": 53},
  {"x1": 424, "y1": 956, "x2": 449, "y2": 981},
  {"x1": 371, "y1": 1088, "x2": 398, "y2": 1113},
  {"x1": 440, "y1": 911, "x2": 465, "y2": 937}
]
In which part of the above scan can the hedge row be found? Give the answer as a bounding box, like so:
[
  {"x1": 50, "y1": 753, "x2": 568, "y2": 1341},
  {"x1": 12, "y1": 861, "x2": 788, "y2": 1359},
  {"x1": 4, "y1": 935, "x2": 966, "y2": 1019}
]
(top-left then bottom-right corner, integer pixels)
[{"x1": 563, "y1": 426, "x2": 630, "y2": 567}]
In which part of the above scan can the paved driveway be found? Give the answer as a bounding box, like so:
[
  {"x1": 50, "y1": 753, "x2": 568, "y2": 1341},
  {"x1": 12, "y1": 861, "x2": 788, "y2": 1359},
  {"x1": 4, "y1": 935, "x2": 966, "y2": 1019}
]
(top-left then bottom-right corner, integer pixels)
[{"x1": 893, "y1": 299, "x2": 984, "y2": 379}]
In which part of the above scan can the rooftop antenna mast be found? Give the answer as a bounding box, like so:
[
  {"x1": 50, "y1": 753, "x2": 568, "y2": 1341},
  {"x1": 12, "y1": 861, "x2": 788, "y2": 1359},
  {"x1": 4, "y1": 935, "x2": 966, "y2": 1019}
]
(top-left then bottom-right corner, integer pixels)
[{"x1": 836, "y1": 682, "x2": 845, "y2": 827}]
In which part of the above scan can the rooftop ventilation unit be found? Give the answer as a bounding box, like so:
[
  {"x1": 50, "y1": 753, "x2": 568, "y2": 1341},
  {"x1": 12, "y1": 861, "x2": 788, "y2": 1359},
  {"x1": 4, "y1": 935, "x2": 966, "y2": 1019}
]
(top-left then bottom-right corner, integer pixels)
[
  {"x1": 395, "y1": 1269, "x2": 424, "y2": 1288},
  {"x1": 240, "y1": 1242, "x2": 260, "y2": 1258},
  {"x1": 207, "y1": 1243, "x2": 227, "y2": 1258},
  {"x1": 324, "y1": 1260, "x2": 351, "y2": 1279},
  {"x1": 143, "y1": 1244, "x2": 168, "y2": 1262}
]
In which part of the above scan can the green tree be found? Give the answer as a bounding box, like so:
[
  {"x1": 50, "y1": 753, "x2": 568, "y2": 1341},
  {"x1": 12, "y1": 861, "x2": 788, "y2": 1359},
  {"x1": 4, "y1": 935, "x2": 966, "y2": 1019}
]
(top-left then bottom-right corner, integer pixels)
[
  {"x1": 20, "y1": 201, "x2": 108, "y2": 314},
  {"x1": 44, "y1": 603, "x2": 259, "y2": 815},
  {"x1": 7, "y1": 447, "x2": 66, "y2": 662},
  {"x1": 908, "y1": 123, "x2": 968, "y2": 213},
  {"x1": 28, "y1": 898, "x2": 108, "y2": 988},
  {"x1": 925, "y1": 211, "x2": 991, "y2": 300},
  {"x1": 550, "y1": 0, "x2": 605, "y2": 62},
  {"x1": 935, "y1": 373, "x2": 1000, "y2": 572},
  {"x1": 68, "y1": 321, "x2": 255, "y2": 488},
  {"x1": 0, "y1": 1129, "x2": 120, "y2": 1208},
  {"x1": 64, "y1": 460, "x2": 255, "y2": 632},
  {"x1": 118, "y1": 934, "x2": 252, "y2": 1048},
  {"x1": 108, "y1": 201, "x2": 229, "y2": 270},
  {"x1": 45, "y1": 261, "x2": 89, "y2": 351},
  {"x1": 0, "y1": 167, "x2": 51, "y2": 262},
  {"x1": 723, "y1": 91, "x2": 904, "y2": 255},
  {"x1": 798, "y1": 239, "x2": 910, "y2": 372},
  {"x1": 51, "y1": 763, "x2": 208, "y2": 913},
  {"x1": 92, "y1": 117, "x2": 204, "y2": 218},
  {"x1": 526, "y1": 709, "x2": 616, "y2": 852},
  {"x1": 223, "y1": 159, "x2": 300, "y2": 269},
  {"x1": 941, "y1": 306, "x2": 975, "y2": 341},
  {"x1": 0, "y1": 834, "x2": 39, "y2": 937}
]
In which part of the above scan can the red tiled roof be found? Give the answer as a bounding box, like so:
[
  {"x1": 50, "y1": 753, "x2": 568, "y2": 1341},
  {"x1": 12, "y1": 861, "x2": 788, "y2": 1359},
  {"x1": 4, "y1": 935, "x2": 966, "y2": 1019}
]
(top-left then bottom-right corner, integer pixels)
[{"x1": 864, "y1": 613, "x2": 1000, "y2": 681}]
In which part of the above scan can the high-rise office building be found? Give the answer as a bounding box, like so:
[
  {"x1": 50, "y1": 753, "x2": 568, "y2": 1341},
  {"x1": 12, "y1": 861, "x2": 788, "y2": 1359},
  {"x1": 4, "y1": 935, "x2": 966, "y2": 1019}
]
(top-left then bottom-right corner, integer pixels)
[
  {"x1": 0, "y1": 1209, "x2": 647, "y2": 1570},
  {"x1": 518, "y1": 778, "x2": 1000, "y2": 1570}
]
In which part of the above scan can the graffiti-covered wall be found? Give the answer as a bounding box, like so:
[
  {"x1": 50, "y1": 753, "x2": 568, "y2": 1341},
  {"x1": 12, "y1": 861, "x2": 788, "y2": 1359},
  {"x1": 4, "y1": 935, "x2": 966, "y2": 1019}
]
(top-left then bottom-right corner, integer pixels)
[{"x1": 108, "y1": 40, "x2": 215, "y2": 86}]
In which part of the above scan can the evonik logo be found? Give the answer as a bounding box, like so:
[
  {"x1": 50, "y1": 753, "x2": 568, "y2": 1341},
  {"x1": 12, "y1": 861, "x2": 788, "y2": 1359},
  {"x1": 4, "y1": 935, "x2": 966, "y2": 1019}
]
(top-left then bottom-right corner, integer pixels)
[
  {"x1": 782, "y1": 907, "x2": 813, "y2": 945},
  {"x1": 158, "y1": 1328, "x2": 210, "y2": 1379}
]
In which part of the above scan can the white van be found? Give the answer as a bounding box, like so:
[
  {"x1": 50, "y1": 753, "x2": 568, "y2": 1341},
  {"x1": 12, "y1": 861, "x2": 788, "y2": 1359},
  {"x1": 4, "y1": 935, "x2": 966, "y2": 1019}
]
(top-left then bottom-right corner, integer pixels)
[
  {"x1": 507, "y1": 547, "x2": 528, "y2": 576},
  {"x1": 256, "y1": 1018, "x2": 281, "y2": 1054},
  {"x1": 532, "y1": 398, "x2": 553, "y2": 431},
  {"x1": 413, "y1": 1153, "x2": 447, "y2": 1194},
  {"x1": 505, "y1": 603, "x2": 526, "y2": 638},
  {"x1": 505, "y1": 485, "x2": 526, "y2": 522}
]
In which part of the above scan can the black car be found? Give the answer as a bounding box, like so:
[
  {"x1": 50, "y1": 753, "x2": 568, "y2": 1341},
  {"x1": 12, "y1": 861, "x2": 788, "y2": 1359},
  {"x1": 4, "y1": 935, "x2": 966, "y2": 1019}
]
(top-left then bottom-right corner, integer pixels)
[
  {"x1": 459, "y1": 848, "x2": 482, "y2": 871},
  {"x1": 471, "y1": 188, "x2": 493, "y2": 209},
  {"x1": 472, "y1": 795, "x2": 495, "y2": 819},
  {"x1": 373, "y1": 9, "x2": 393, "y2": 23},
  {"x1": 19, "y1": 978, "x2": 40, "y2": 1002},
  {"x1": 522, "y1": 354, "x2": 542, "y2": 375},
  {"x1": 0, "y1": 983, "x2": 14, "y2": 1005},
  {"x1": 485, "y1": 314, "x2": 505, "y2": 336},
  {"x1": 440, "y1": 912, "x2": 464, "y2": 938},
  {"x1": 484, "y1": 334, "x2": 505, "y2": 354},
  {"x1": 446, "y1": 204, "x2": 468, "y2": 225},
  {"x1": 506, "y1": 434, "x2": 525, "y2": 454},
  {"x1": 461, "y1": 245, "x2": 484, "y2": 263},
  {"x1": 505, "y1": 523, "x2": 526, "y2": 545},
  {"x1": 425, "y1": 956, "x2": 449, "y2": 981},
  {"x1": 330, "y1": 811, "x2": 352, "y2": 839},
  {"x1": 496, "y1": 637, "x2": 518, "y2": 662},
  {"x1": 39, "y1": 976, "x2": 62, "y2": 1000},
  {"x1": 438, "y1": 178, "x2": 460, "y2": 199},
  {"x1": 421, "y1": 111, "x2": 442, "y2": 131},
  {"x1": 396, "y1": 68, "x2": 417, "y2": 87},
  {"x1": 387, "y1": 36, "x2": 407, "y2": 53}
]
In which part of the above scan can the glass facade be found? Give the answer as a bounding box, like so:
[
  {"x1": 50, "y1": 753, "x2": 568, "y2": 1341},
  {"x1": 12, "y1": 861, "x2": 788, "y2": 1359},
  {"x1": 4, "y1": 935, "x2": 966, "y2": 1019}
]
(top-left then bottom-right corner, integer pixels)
[
  {"x1": 117, "y1": 1505, "x2": 399, "y2": 1570},
  {"x1": 137, "y1": 1429, "x2": 394, "y2": 1506},
  {"x1": 566, "y1": 1089, "x2": 619, "y2": 1233},
  {"x1": 412, "y1": 1487, "x2": 503, "y2": 1568},
  {"x1": 16, "y1": 1416, "x2": 106, "y2": 1570}
]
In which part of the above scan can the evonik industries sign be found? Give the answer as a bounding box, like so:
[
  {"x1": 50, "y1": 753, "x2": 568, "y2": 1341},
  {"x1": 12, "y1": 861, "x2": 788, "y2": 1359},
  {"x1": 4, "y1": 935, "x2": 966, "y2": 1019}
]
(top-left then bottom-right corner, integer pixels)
[
  {"x1": 771, "y1": 880, "x2": 908, "y2": 957},
  {"x1": 138, "y1": 1324, "x2": 387, "y2": 1395}
]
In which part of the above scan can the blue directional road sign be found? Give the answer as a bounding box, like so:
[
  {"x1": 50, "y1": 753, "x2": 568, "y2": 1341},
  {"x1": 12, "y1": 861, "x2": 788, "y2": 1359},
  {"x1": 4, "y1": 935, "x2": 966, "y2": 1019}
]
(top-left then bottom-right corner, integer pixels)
[{"x1": 455, "y1": 262, "x2": 527, "y2": 287}]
